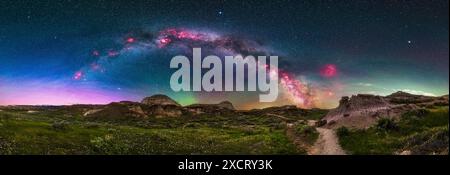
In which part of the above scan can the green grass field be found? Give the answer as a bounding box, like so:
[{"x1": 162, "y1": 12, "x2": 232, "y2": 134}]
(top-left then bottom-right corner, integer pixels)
[
  {"x1": 0, "y1": 109, "x2": 306, "y2": 155},
  {"x1": 3, "y1": 105, "x2": 446, "y2": 155}
]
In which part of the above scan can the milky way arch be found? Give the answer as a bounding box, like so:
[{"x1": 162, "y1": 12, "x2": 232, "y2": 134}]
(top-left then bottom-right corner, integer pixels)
[{"x1": 74, "y1": 27, "x2": 318, "y2": 108}]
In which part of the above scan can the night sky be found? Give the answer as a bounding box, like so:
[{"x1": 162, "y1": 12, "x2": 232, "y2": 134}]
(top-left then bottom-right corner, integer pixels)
[{"x1": 0, "y1": 0, "x2": 448, "y2": 109}]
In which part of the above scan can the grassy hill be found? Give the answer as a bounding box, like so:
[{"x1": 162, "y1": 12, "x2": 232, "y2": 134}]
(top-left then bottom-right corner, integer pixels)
[{"x1": 0, "y1": 106, "x2": 326, "y2": 155}]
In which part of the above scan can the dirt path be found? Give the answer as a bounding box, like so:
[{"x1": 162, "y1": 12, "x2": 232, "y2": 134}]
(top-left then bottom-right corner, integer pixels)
[
  {"x1": 283, "y1": 118, "x2": 347, "y2": 155},
  {"x1": 266, "y1": 113, "x2": 291, "y2": 121},
  {"x1": 308, "y1": 127, "x2": 347, "y2": 155}
]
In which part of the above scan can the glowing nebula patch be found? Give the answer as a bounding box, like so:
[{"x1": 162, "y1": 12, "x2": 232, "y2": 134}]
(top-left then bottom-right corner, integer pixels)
[{"x1": 320, "y1": 64, "x2": 338, "y2": 78}]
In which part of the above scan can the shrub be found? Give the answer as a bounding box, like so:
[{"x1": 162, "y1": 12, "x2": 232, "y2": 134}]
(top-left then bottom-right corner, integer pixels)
[
  {"x1": 90, "y1": 134, "x2": 130, "y2": 154},
  {"x1": 270, "y1": 122, "x2": 286, "y2": 130},
  {"x1": 336, "y1": 127, "x2": 350, "y2": 137},
  {"x1": 376, "y1": 118, "x2": 398, "y2": 131},
  {"x1": 84, "y1": 122, "x2": 100, "y2": 129},
  {"x1": 241, "y1": 127, "x2": 258, "y2": 135},
  {"x1": 315, "y1": 120, "x2": 327, "y2": 127},
  {"x1": 183, "y1": 123, "x2": 202, "y2": 128},
  {"x1": 294, "y1": 124, "x2": 319, "y2": 145},
  {"x1": 0, "y1": 137, "x2": 15, "y2": 155},
  {"x1": 403, "y1": 127, "x2": 449, "y2": 155},
  {"x1": 402, "y1": 109, "x2": 429, "y2": 118},
  {"x1": 51, "y1": 121, "x2": 69, "y2": 131},
  {"x1": 295, "y1": 124, "x2": 315, "y2": 136}
]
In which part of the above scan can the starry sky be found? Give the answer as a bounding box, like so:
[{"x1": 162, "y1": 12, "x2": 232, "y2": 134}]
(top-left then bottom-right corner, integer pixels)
[{"x1": 0, "y1": 0, "x2": 448, "y2": 109}]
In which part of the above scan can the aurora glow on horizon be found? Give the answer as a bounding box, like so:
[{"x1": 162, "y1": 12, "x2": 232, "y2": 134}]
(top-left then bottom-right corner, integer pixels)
[{"x1": 0, "y1": 0, "x2": 448, "y2": 109}]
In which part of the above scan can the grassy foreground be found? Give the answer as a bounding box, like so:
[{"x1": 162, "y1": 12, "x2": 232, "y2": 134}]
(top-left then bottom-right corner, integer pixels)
[
  {"x1": 337, "y1": 107, "x2": 449, "y2": 155},
  {"x1": 0, "y1": 109, "x2": 309, "y2": 155}
]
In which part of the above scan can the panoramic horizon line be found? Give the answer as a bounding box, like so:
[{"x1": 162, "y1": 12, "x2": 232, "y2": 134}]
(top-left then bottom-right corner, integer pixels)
[{"x1": 2, "y1": 91, "x2": 448, "y2": 110}]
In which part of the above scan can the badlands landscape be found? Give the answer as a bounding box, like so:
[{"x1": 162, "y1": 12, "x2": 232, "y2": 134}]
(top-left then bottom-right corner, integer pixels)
[{"x1": 0, "y1": 91, "x2": 448, "y2": 155}]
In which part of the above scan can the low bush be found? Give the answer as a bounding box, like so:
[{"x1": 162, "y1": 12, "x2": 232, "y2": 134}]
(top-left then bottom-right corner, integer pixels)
[
  {"x1": 336, "y1": 126, "x2": 350, "y2": 137},
  {"x1": 0, "y1": 137, "x2": 15, "y2": 155},
  {"x1": 376, "y1": 118, "x2": 398, "y2": 131},
  {"x1": 294, "y1": 124, "x2": 319, "y2": 144},
  {"x1": 402, "y1": 109, "x2": 429, "y2": 118},
  {"x1": 51, "y1": 121, "x2": 69, "y2": 131},
  {"x1": 295, "y1": 125, "x2": 315, "y2": 136},
  {"x1": 315, "y1": 120, "x2": 327, "y2": 127}
]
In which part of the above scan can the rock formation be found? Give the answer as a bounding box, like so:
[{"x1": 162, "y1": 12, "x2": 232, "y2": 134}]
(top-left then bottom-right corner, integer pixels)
[
  {"x1": 140, "y1": 104, "x2": 185, "y2": 118},
  {"x1": 186, "y1": 101, "x2": 236, "y2": 115},
  {"x1": 323, "y1": 91, "x2": 448, "y2": 129},
  {"x1": 83, "y1": 95, "x2": 240, "y2": 119},
  {"x1": 141, "y1": 94, "x2": 181, "y2": 106},
  {"x1": 216, "y1": 101, "x2": 235, "y2": 110},
  {"x1": 84, "y1": 95, "x2": 186, "y2": 119}
]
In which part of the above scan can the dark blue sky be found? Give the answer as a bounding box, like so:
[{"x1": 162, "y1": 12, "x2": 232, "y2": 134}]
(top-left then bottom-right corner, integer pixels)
[{"x1": 0, "y1": 0, "x2": 448, "y2": 108}]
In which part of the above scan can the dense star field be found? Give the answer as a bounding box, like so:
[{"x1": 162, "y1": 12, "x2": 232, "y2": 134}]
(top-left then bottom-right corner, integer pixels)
[{"x1": 0, "y1": 0, "x2": 448, "y2": 109}]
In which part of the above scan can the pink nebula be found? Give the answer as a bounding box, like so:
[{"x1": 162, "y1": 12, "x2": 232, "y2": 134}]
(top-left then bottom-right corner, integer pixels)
[
  {"x1": 126, "y1": 37, "x2": 135, "y2": 43},
  {"x1": 73, "y1": 71, "x2": 83, "y2": 80},
  {"x1": 320, "y1": 64, "x2": 338, "y2": 78}
]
